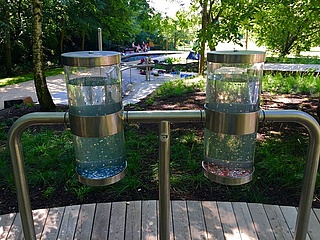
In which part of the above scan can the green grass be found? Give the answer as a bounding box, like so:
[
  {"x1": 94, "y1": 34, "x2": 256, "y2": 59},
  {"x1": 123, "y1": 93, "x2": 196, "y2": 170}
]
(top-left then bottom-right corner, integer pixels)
[
  {"x1": 263, "y1": 72, "x2": 320, "y2": 94},
  {"x1": 0, "y1": 68, "x2": 64, "y2": 87},
  {"x1": 151, "y1": 77, "x2": 205, "y2": 98}
]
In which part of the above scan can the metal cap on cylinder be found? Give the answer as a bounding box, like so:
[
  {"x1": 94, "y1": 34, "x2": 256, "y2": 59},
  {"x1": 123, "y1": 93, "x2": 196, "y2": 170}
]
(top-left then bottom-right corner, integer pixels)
[
  {"x1": 62, "y1": 51, "x2": 126, "y2": 186},
  {"x1": 61, "y1": 51, "x2": 121, "y2": 67},
  {"x1": 203, "y1": 50, "x2": 265, "y2": 185},
  {"x1": 207, "y1": 50, "x2": 266, "y2": 64}
]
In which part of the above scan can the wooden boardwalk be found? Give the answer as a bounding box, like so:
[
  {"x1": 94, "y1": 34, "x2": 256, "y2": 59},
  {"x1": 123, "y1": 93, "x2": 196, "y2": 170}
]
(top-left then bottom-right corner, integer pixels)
[{"x1": 1, "y1": 200, "x2": 320, "y2": 239}]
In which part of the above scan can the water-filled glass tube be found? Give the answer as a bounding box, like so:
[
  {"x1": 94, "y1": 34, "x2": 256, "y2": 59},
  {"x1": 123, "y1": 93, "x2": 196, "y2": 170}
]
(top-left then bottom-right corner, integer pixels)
[
  {"x1": 61, "y1": 51, "x2": 126, "y2": 186},
  {"x1": 203, "y1": 50, "x2": 265, "y2": 185}
]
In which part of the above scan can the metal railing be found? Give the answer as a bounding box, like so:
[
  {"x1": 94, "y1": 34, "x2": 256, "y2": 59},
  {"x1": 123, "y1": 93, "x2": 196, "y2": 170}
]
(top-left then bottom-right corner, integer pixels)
[
  {"x1": 121, "y1": 63, "x2": 155, "y2": 82},
  {"x1": 7, "y1": 109, "x2": 320, "y2": 240}
]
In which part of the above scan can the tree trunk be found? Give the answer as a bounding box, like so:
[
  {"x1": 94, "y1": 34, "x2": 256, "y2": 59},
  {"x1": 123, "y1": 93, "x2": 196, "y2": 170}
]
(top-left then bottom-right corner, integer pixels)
[
  {"x1": 59, "y1": 18, "x2": 65, "y2": 55},
  {"x1": 199, "y1": 1, "x2": 208, "y2": 76},
  {"x1": 32, "y1": 0, "x2": 55, "y2": 110},
  {"x1": 81, "y1": 29, "x2": 85, "y2": 50},
  {"x1": 4, "y1": 0, "x2": 12, "y2": 76}
]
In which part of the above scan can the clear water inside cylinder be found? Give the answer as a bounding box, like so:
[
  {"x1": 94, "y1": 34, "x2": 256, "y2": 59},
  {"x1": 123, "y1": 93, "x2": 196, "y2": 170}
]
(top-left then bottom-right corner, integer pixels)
[
  {"x1": 66, "y1": 76, "x2": 125, "y2": 179},
  {"x1": 204, "y1": 129, "x2": 256, "y2": 178},
  {"x1": 206, "y1": 74, "x2": 260, "y2": 113},
  {"x1": 205, "y1": 72, "x2": 260, "y2": 179},
  {"x1": 67, "y1": 77, "x2": 122, "y2": 116},
  {"x1": 74, "y1": 131, "x2": 126, "y2": 179}
]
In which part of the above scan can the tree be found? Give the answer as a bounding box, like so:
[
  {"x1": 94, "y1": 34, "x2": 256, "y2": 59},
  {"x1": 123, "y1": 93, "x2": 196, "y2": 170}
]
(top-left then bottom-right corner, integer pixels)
[
  {"x1": 2, "y1": 0, "x2": 13, "y2": 76},
  {"x1": 32, "y1": 0, "x2": 55, "y2": 110},
  {"x1": 0, "y1": 0, "x2": 33, "y2": 76},
  {"x1": 193, "y1": 0, "x2": 254, "y2": 75},
  {"x1": 251, "y1": 0, "x2": 320, "y2": 56}
]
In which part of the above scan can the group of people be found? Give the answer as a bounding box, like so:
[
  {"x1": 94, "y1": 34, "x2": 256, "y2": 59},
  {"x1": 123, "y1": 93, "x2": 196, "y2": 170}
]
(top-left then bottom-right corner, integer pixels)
[{"x1": 132, "y1": 41, "x2": 150, "y2": 52}]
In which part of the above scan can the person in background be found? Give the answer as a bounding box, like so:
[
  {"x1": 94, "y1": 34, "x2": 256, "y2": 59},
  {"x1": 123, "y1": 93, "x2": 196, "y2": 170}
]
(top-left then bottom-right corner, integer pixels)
[
  {"x1": 145, "y1": 42, "x2": 150, "y2": 52},
  {"x1": 136, "y1": 43, "x2": 141, "y2": 52},
  {"x1": 131, "y1": 41, "x2": 136, "y2": 52},
  {"x1": 141, "y1": 41, "x2": 146, "y2": 52}
]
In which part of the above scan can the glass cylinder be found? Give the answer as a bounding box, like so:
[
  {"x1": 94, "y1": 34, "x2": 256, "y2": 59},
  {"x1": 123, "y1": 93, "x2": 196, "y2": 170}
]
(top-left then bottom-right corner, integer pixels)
[
  {"x1": 61, "y1": 51, "x2": 126, "y2": 186},
  {"x1": 203, "y1": 50, "x2": 265, "y2": 185}
]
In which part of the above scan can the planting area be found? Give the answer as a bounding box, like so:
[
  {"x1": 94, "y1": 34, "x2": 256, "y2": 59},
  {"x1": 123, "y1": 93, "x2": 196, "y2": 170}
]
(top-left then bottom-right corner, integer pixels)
[{"x1": 0, "y1": 82, "x2": 319, "y2": 215}]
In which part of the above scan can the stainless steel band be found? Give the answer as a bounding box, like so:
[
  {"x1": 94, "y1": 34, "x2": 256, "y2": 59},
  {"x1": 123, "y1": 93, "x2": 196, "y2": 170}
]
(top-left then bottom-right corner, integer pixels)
[
  {"x1": 204, "y1": 105, "x2": 259, "y2": 135},
  {"x1": 69, "y1": 110, "x2": 123, "y2": 137}
]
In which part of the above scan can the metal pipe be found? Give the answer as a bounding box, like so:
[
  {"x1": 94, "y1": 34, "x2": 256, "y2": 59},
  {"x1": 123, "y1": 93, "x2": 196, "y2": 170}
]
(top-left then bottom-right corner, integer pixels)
[
  {"x1": 159, "y1": 121, "x2": 170, "y2": 240},
  {"x1": 130, "y1": 67, "x2": 132, "y2": 84},
  {"x1": 98, "y1": 28, "x2": 102, "y2": 51},
  {"x1": 261, "y1": 110, "x2": 320, "y2": 240},
  {"x1": 125, "y1": 110, "x2": 204, "y2": 123},
  {"x1": 7, "y1": 112, "x2": 67, "y2": 240}
]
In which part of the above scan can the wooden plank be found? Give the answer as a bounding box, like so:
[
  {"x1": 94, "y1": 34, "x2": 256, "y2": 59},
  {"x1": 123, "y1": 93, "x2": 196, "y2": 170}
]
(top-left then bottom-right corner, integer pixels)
[
  {"x1": 1, "y1": 202, "x2": 318, "y2": 240},
  {"x1": 279, "y1": 206, "x2": 297, "y2": 238},
  {"x1": 264, "y1": 204, "x2": 292, "y2": 240},
  {"x1": 109, "y1": 202, "x2": 126, "y2": 240},
  {"x1": 74, "y1": 203, "x2": 95, "y2": 240},
  {"x1": 305, "y1": 208, "x2": 320, "y2": 240},
  {"x1": 141, "y1": 200, "x2": 157, "y2": 240},
  {"x1": 125, "y1": 201, "x2": 141, "y2": 240},
  {"x1": 248, "y1": 203, "x2": 275, "y2": 240},
  {"x1": 279, "y1": 206, "x2": 312, "y2": 240},
  {"x1": 41, "y1": 207, "x2": 65, "y2": 239},
  {"x1": 313, "y1": 208, "x2": 320, "y2": 222},
  {"x1": 4, "y1": 209, "x2": 48, "y2": 240},
  {"x1": 202, "y1": 201, "x2": 224, "y2": 240},
  {"x1": 217, "y1": 201, "x2": 241, "y2": 240},
  {"x1": 6, "y1": 212, "x2": 23, "y2": 239},
  {"x1": 187, "y1": 201, "x2": 207, "y2": 240},
  {"x1": 91, "y1": 202, "x2": 111, "y2": 240},
  {"x1": 57, "y1": 205, "x2": 80, "y2": 240},
  {"x1": 0, "y1": 212, "x2": 16, "y2": 239},
  {"x1": 171, "y1": 200, "x2": 191, "y2": 240},
  {"x1": 232, "y1": 202, "x2": 258, "y2": 240},
  {"x1": 33, "y1": 208, "x2": 49, "y2": 239}
]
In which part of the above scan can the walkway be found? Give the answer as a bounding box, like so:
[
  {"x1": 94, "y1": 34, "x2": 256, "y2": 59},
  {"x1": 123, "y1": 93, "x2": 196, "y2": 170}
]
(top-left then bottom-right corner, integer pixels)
[
  {"x1": 0, "y1": 67, "x2": 180, "y2": 110},
  {"x1": 2, "y1": 200, "x2": 320, "y2": 239}
]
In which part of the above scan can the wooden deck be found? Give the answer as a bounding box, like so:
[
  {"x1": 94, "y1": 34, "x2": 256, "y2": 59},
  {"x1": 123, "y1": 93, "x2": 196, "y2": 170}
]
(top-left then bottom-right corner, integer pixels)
[{"x1": 1, "y1": 201, "x2": 320, "y2": 239}]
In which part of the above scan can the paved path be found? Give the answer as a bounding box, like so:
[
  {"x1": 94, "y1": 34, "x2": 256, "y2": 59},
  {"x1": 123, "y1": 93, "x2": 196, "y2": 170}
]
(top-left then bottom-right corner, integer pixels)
[{"x1": 0, "y1": 67, "x2": 180, "y2": 110}]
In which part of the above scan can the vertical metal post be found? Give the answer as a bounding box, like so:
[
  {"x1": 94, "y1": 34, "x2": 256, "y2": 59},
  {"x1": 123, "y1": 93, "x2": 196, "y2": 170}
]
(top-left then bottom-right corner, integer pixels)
[
  {"x1": 159, "y1": 121, "x2": 170, "y2": 240},
  {"x1": 262, "y1": 110, "x2": 320, "y2": 240},
  {"x1": 98, "y1": 28, "x2": 102, "y2": 51},
  {"x1": 130, "y1": 66, "x2": 132, "y2": 84},
  {"x1": 8, "y1": 112, "x2": 67, "y2": 240}
]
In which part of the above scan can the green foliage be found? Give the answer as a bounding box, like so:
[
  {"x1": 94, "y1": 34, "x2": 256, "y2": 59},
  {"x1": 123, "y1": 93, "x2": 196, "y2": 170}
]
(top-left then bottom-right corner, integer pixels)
[
  {"x1": 193, "y1": 0, "x2": 254, "y2": 52},
  {"x1": 255, "y1": 133, "x2": 309, "y2": 191},
  {"x1": 251, "y1": 0, "x2": 320, "y2": 56},
  {"x1": 263, "y1": 73, "x2": 320, "y2": 94},
  {"x1": 151, "y1": 78, "x2": 205, "y2": 98},
  {"x1": 22, "y1": 129, "x2": 74, "y2": 187}
]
